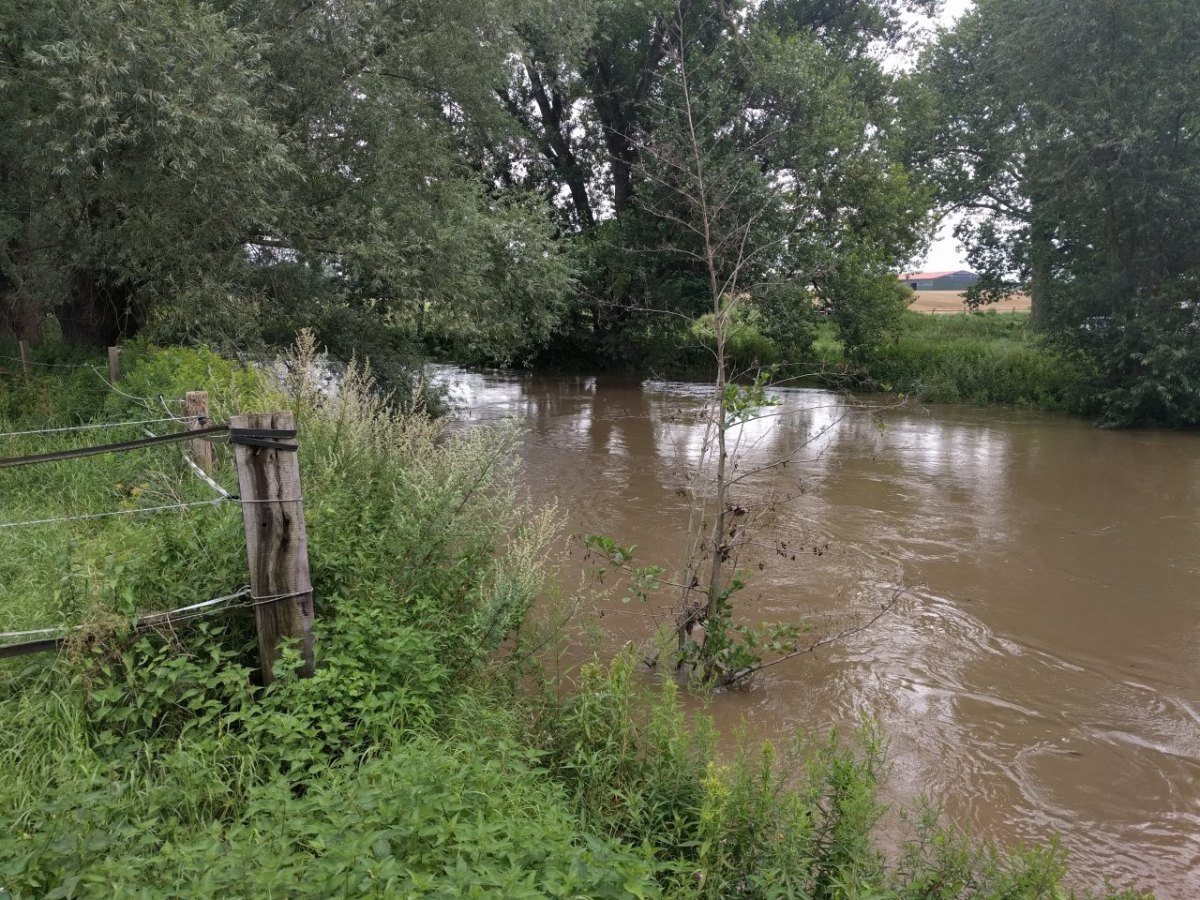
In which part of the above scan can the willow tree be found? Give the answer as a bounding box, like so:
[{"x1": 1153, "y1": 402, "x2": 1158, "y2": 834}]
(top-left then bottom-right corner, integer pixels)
[
  {"x1": 0, "y1": 0, "x2": 573, "y2": 364},
  {"x1": 0, "y1": 0, "x2": 290, "y2": 345}
]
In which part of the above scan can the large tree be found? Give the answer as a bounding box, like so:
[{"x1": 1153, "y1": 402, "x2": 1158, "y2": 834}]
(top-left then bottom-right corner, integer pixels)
[
  {"x1": 0, "y1": 0, "x2": 290, "y2": 345},
  {"x1": 922, "y1": 0, "x2": 1200, "y2": 425},
  {"x1": 497, "y1": 0, "x2": 936, "y2": 362},
  {"x1": 0, "y1": 0, "x2": 572, "y2": 359}
]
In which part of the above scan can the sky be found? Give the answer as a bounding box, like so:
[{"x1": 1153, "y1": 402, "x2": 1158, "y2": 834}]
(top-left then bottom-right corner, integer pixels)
[{"x1": 909, "y1": 0, "x2": 974, "y2": 272}]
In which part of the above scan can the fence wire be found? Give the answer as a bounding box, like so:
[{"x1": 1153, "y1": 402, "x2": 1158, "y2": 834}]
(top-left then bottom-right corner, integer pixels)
[
  {"x1": 0, "y1": 497, "x2": 234, "y2": 530},
  {"x1": 0, "y1": 416, "x2": 198, "y2": 440},
  {"x1": 0, "y1": 586, "x2": 311, "y2": 658}
]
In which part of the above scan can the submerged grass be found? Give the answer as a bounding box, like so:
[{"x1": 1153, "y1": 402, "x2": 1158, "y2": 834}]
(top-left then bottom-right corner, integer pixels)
[{"x1": 0, "y1": 337, "x2": 1146, "y2": 898}]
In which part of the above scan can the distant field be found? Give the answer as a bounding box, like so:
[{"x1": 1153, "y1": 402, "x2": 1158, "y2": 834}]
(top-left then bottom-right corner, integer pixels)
[{"x1": 908, "y1": 290, "x2": 1031, "y2": 314}]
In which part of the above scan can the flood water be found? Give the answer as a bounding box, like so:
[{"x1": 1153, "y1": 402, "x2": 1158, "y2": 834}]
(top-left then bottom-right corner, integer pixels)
[{"x1": 435, "y1": 367, "x2": 1200, "y2": 897}]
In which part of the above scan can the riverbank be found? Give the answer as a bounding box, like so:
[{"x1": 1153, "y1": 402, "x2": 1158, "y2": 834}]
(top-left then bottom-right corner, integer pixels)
[
  {"x1": 0, "y1": 340, "x2": 1148, "y2": 897},
  {"x1": 853, "y1": 311, "x2": 1087, "y2": 408},
  {"x1": 626, "y1": 309, "x2": 1087, "y2": 412}
]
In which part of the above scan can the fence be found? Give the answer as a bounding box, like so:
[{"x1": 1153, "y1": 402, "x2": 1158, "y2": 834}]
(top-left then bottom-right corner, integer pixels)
[{"x1": 0, "y1": 349, "x2": 314, "y2": 683}]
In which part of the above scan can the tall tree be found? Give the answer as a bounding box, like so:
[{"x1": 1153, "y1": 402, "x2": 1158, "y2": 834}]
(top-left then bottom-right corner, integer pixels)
[
  {"x1": 499, "y1": 0, "x2": 936, "y2": 362},
  {"x1": 923, "y1": 0, "x2": 1200, "y2": 425},
  {"x1": 0, "y1": 0, "x2": 573, "y2": 360},
  {"x1": 0, "y1": 0, "x2": 290, "y2": 344}
]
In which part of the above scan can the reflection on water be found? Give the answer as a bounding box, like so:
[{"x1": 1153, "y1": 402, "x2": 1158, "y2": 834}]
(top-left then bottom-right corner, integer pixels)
[{"x1": 433, "y1": 366, "x2": 1200, "y2": 897}]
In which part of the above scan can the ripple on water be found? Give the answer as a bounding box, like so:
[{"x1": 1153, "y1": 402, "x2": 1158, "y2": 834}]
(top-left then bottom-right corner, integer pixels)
[{"x1": 437, "y1": 367, "x2": 1200, "y2": 898}]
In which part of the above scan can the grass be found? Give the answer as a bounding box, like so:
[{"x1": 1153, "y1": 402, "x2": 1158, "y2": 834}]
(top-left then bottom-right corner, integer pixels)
[
  {"x1": 0, "y1": 336, "x2": 1144, "y2": 898},
  {"x1": 853, "y1": 311, "x2": 1085, "y2": 408}
]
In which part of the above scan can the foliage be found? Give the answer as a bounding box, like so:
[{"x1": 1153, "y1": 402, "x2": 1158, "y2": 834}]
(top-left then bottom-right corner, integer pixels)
[
  {"x1": 920, "y1": 0, "x2": 1200, "y2": 426},
  {"x1": 0, "y1": 0, "x2": 574, "y2": 364},
  {"x1": 859, "y1": 312, "x2": 1087, "y2": 408},
  {"x1": 0, "y1": 0, "x2": 939, "y2": 372},
  {"x1": 459, "y1": 0, "x2": 936, "y2": 364},
  {"x1": 0, "y1": 650, "x2": 656, "y2": 899},
  {"x1": 0, "y1": 0, "x2": 292, "y2": 344}
]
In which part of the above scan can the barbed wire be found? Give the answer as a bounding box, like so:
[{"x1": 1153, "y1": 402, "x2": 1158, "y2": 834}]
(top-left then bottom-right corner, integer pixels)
[
  {"x1": 0, "y1": 416, "x2": 199, "y2": 441},
  {"x1": 0, "y1": 496, "x2": 234, "y2": 530}
]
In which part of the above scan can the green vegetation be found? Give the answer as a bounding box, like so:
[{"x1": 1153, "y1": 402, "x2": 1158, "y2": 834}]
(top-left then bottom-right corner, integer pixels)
[
  {"x1": 918, "y1": 0, "x2": 1200, "y2": 426},
  {"x1": 855, "y1": 312, "x2": 1087, "y2": 409},
  {"x1": 0, "y1": 345, "x2": 1146, "y2": 898},
  {"x1": 0, "y1": 0, "x2": 931, "y2": 377},
  {"x1": 599, "y1": 311, "x2": 1086, "y2": 413}
]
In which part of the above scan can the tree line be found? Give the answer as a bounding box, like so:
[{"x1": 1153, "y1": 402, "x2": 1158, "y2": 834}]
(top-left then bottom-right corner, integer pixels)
[{"x1": 1, "y1": 0, "x2": 1196, "y2": 425}]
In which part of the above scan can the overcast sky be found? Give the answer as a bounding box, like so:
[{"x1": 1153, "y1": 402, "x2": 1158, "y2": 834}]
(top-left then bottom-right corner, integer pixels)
[{"x1": 910, "y1": 0, "x2": 974, "y2": 272}]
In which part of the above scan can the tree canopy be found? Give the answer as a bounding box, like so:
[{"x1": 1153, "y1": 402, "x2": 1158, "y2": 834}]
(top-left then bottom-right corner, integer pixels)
[
  {"x1": 1, "y1": 0, "x2": 935, "y2": 372},
  {"x1": 921, "y1": 0, "x2": 1200, "y2": 425}
]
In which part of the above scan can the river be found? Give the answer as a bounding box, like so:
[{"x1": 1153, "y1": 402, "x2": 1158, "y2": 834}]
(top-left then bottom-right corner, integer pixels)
[{"x1": 434, "y1": 367, "x2": 1200, "y2": 897}]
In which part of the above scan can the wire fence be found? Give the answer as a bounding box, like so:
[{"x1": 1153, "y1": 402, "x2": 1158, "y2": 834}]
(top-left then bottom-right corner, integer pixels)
[
  {"x1": 1, "y1": 394, "x2": 312, "y2": 671},
  {"x1": 1, "y1": 405, "x2": 241, "y2": 651},
  {"x1": 0, "y1": 497, "x2": 235, "y2": 530},
  {"x1": 0, "y1": 349, "x2": 185, "y2": 408},
  {"x1": 0, "y1": 416, "x2": 200, "y2": 440},
  {"x1": 0, "y1": 586, "x2": 310, "y2": 659},
  {"x1": 0, "y1": 352, "x2": 85, "y2": 370}
]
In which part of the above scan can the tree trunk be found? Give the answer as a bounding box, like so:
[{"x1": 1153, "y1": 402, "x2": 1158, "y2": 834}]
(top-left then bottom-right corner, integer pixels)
[{"x1": 1028, "y1": 233, "x2": 1050, "y2": 329}]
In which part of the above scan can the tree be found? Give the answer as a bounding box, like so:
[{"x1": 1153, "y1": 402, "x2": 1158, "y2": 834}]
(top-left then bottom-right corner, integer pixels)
[
  {"x1": 0, "y1": 0, "x2": 573, "y2": 362},
  {"x1": 211, "y1": 0, "x2": 575, "y2": 364},
  {"x1": 922, "y1": 0, "x2": 1200, "y2": 425},
  {"x1": 586, "y1": 5, "x2": 909, "y2": 687},
  {"x1": 0, "y1": 0, "x2": 290, "y2": 344},
  {"x1": 499, "y1": 0, "x2": 936, "y2": 364}
]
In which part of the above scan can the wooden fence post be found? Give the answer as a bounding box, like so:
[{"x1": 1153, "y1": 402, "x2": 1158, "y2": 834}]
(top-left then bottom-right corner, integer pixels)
[
  {"x1": 185, "y1": 391, "x2": 214, "y2": 473},
  {"x1": 107, "y1": 346, "x2": 121, "y2": 384},
  {"x1": 18, "y1": 340, "x2": 31, "y2": 377},
  {"x1": 231, "y1": 411, "x2": 315, "y2": 683}
]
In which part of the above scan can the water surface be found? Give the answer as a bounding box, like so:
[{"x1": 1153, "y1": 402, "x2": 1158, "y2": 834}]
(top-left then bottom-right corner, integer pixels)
[{"x1": 437, "y1": 367, "x2": 1200, "y2": 896}]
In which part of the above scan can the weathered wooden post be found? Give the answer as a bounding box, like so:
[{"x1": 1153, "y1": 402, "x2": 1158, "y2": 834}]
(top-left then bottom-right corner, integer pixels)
[
  {"x1": 18, "y1": 340, "x2": 31, "y2": 377},
  {"x1": 185, "y1": 391, "x2": 215, "y2": 473},
  {"x1": 230, "y1": 411, "x2": 315, "y2": 683},
  {"x1": 107, "y1": 346, "x2": 121, "y2": 384}
]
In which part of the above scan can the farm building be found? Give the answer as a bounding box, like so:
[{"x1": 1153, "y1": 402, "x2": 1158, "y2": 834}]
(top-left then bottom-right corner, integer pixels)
[{"x1": 898, "y1": 270, "x2": 980, "y2": 291}]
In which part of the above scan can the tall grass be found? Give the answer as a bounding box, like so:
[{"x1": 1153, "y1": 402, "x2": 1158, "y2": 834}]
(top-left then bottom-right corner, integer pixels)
[{"x1": 859, "y1": 312, "x2": 1085, "y2": 408}]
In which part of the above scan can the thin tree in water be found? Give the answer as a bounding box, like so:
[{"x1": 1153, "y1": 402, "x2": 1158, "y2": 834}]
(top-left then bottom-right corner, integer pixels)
[{"x1": 586, "y1": 6, "x2": 903, "y2": 688}]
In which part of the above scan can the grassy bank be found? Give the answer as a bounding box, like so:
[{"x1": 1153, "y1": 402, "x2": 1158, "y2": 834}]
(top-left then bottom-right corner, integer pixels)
[
  {"x1": 856, "y1": 312, "x2": 1085, "y2": 408},
  {"x1": 620, "y1": 309, "x2": 1086, "y2": 413},
  {"x1": 0, "y1": 339, "x2": 1140, "y2": 898},
  {"x1": 859, "y1": 312, "x2": 1084, "y2": 408}
]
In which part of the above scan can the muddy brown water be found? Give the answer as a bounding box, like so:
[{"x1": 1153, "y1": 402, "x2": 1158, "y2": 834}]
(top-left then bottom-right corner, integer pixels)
[{"x1": 435, "y1": 367, "x2": 1200, "y2": 897}]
